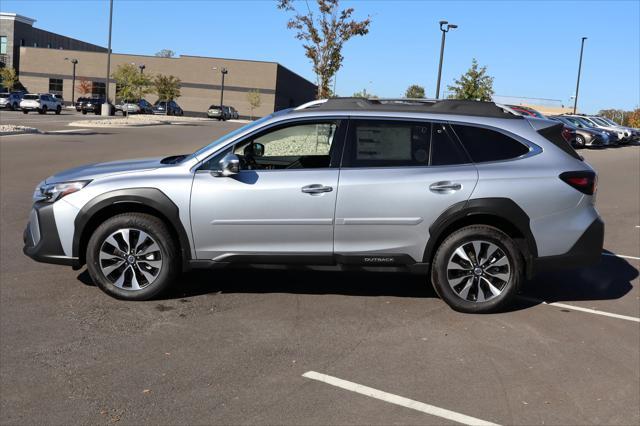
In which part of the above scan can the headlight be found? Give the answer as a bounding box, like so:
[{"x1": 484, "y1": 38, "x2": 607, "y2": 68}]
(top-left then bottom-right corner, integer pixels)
[{"x1": 33, "y1": 180, "x2": 91, "y2": 203}]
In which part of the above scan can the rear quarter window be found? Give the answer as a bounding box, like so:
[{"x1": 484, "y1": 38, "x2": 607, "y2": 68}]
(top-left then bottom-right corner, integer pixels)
[{"x1": 451, "y1": 124, "x2": 530, "y2": 163}]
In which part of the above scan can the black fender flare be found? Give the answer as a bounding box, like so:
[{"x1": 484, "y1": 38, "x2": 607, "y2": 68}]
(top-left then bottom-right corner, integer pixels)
[
  {"x1": 423, "y1": 198, "x2": 538, "y2": 268},
  {"x1": 73, "y1": 188, "x2": 192, "y2": 268}
]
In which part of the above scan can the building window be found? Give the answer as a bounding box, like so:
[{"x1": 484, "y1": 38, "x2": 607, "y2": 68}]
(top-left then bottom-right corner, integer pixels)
[
  {"x1": 47, "y1": 43, "x2": 52, "y2": 49},
  {"x1": 49, "y1": 78, "x2": 63, "y2": 96},
  {"x1": 33, "y1": 42, "x2": 38, "y2": 47},
  {"x1": 0, "y1": 36, "x2": 7, "y2": 54},
  {"x1": 20, "y1": 39, "x2": 25, "y2": 46},
  {"x1": 92, "y1": 81, "x2": 106, "y2": 96}
]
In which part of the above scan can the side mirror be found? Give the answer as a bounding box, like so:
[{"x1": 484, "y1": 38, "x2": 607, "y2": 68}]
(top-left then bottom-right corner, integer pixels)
[
  {"x1": 253, "y1": 142, "x2": 265, "y2": 157},
  {"x1": 215, "y1": 153, "x2": 240, "y2": 177}
]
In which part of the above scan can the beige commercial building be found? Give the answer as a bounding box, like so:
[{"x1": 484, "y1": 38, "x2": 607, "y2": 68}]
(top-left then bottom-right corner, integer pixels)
[{"x1": 18, "y1": 46, "x2": 316, "y2": 118}]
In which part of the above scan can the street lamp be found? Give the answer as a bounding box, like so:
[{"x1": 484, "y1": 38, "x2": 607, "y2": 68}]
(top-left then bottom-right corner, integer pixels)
[
  {"x1": 103, "y1": 0, "x2": 114, "y2": 116},
  {"x1": 139, "y1": 64, "x2": 145, "y2": 74},
  {"x1": 572, "y1": 37, "x2": 587, "y2": 114},
  {"x1": 64, "y1": 57, "x2": 78, "y2": 107},
  {"x1": 435, "y1": 20, "x2": 458, "y2": 100},
  {"x1": 212, "y1": 66, "x2": 229, "y2": 110}
]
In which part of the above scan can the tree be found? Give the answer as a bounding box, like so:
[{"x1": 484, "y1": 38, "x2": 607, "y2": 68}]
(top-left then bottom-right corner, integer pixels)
[
  {"x1": 155, "y1": 49, "x2": 176, "y2": 58},
  {"x1": 405, "y1": 84, "x2": 425, "y2": 99},
  {"x1": 352, "y1": 88, "x2": 376, "y2": 99},
  {"x1": 77, "y1": 78, "x2": 92, "y2": 96},
  {"x1": 627, "y1": 108, "x2": 640, "y2": 128},
  {"x1": 0, "y1": 67, "x2": 18, "y2": 91},
  {"x1": 447, "y1": 58, "x2": 494, "y2": 101},
  {"x1": 111, "y1": 63, "x2": 152, "y2": 101},
  {"x1": 277, "y1": 0, "x2": 371, "y2": 99},
  {"x1": 153, "y1": 74, "x2": 181, "y2": 101},
  {"x1": 247, "y1": 89, "x2": 261, "y2": 120}
]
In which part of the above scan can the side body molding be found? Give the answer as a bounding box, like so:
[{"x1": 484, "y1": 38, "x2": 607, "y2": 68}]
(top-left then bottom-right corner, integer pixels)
[
  {"x1": 73, "y1": 188, "x2": 192, "y2": 268},
  {"x1": 423, "y1": 197, "x2": 538, "y2": 270}
]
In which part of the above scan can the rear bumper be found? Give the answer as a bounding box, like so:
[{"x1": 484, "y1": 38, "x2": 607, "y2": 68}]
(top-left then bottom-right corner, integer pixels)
[
  {"x1": 531, "y1": 217, "x2": 604, "y2": 275},
  {"x1": 23, "y1": 202, "x2": 79, "y2": 268}
]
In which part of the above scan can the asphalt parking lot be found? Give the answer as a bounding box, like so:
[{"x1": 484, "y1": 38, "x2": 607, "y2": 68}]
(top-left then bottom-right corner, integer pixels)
[{"x1": 1, "y1": 112, "x2": 638, "y2": 425}]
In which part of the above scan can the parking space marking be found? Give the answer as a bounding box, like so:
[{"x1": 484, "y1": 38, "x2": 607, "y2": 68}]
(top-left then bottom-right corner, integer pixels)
[
  {"x1": 602, "y1": 253, "x2": 640, "y2": 261},
  {"x1": 519, "y1": 297, "x2": 640, "y2": 323},
  {"x1": 302, "y1": 371, "x2": 501, "y2": 426}
]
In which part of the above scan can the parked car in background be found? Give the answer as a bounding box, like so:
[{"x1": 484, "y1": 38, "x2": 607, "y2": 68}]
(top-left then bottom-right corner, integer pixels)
[
  {"x1": 20, "y1": 93, "x2": 61, "y2": 114},
  {"x1": 81, "y1": 97, "x2": 113, "y2": 115},
  {"x1": 561, "y1": 115, "x2": 622, "y2": 144},
  {"x1": 549, "y1": 116, "x2": 610, "y2": 148},
  {"x1": 50, "y1": 94, "x2": 64, "y2": 108},
  {"x1": 153, "y1": 100, "x2": 183, "y2": 116},
  {"x1": 565, "y1": 114, "x2": 629, "y2": 144},
  {"x1": 117, "y1": 99, "x2": 154, "y2": 115},
  {"x1": 226, "y1": 106, "x2": 239, "y2": 119},
  {"x1": 0, "y1": 92, "x2": 23, "y2": 110},
  {"x1": 207, "y1": 105, "x2": 226, "y2": 120},
  {"x1": 591, "y1": 116, "x2": 640, "y2": 142},
  {"x1": 75, "y1": 97, "x2": 89, "y2": 112}
]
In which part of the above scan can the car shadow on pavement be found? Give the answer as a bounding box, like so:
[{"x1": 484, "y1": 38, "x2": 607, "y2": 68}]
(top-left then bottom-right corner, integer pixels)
[
  {"x1": 77, "y1": 252, "x2": 637, "y2": 310},
  {"x1": 515, "y1": 252, "x2": 637, "y2": 310}
]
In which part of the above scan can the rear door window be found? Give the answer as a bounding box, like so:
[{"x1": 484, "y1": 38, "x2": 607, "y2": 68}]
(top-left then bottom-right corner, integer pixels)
[
  {"x1": 451, "y1": 124, "x2": 530, "y2": 163},
  {"x1": 343, "y1": 119, "x2": 470, "y2": 168}
]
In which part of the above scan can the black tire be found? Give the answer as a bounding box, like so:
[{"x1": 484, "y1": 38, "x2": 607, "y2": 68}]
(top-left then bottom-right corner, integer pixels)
[
  {"x1": 574, "y1": 135, "x2": 585, "y2": 149},
  {"x1": 430, "y1": 225, "x2": 523, "y2": 314},
  {"x1": 38, "y1": 106, "x2": 47, "y2": 114},
  {"x1": 22, "y1": 110, "x2": 28, "y2": 114},
  {"x1": 86, "y1": 213, "x2": 179, "y2": 301},
  {"x1": 55, "y1": 105, "x2": 61, "y2": 115},
  {"x1": 82, "y1": 110, "x2": 87, "y2": 115}
]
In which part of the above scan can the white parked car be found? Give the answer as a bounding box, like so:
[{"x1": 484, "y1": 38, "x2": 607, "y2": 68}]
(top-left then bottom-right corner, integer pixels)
[{"x1": 20, "y1": 93, "x2": 62, "y2": 115}]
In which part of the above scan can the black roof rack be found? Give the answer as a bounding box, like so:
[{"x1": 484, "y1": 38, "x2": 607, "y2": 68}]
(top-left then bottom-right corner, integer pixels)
[{"x1": 297, "y1": 98, "x2": 521, "y2": 119}]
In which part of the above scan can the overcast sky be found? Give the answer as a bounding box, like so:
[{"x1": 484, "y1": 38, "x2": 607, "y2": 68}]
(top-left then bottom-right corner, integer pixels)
[{"x1": 3, "y1": 0, "x2": 639, "y2": 113}]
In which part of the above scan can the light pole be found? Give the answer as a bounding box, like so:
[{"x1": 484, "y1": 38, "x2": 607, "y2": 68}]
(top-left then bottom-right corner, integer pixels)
[
  {"x1": 435, "y1": 20, "x2": 457, "y2": 100},
  {"x1": 219, "y1": 67, "x2": 228, "y2": 108},
  {"x1": 573, "y1": 36, "x2": 587, "y2": 114},
  {"x1": 102, "y1": 0, "x2": 114, "y2": 116},
  {"x1": 139, "y1": 64, "x2": 145, "y2": 74},
  {"x1": 64, "y1": 57, "x2": 78, "y2": 107}
]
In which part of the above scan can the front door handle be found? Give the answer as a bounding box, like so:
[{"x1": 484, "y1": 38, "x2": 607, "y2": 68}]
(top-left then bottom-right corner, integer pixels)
[
  {"x1": 301, "y1": 184, "x2": 333, "y2": 194},
  {"x1": 429, "y1": 181, "x2": 462, "y2": 194}
]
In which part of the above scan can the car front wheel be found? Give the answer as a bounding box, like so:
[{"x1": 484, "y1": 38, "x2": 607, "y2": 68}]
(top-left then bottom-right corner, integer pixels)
[
  {"x1": 86, "y1": 213, "x2": 179, "y2": 300},
  {"x1": 574, "y1": 135, "x2": 585, "y2": 149},
  {"x1": 431, "y1": 225, "x2": 522, "y2": 314}
]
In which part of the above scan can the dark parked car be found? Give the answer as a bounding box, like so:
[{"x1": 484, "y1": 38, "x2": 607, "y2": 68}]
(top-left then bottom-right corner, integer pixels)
[
  {"x1": 559, "y1": 115, "x2": 619, "y2": 145},
  {"x1": 549, "y1": 116, "x2": 611, "y2": 148},
  {"x1": 153, "y1": 100, "x2": 183, "y2": 116},
  {"x1": 507, "y1": 105, "x2": 547, "y2": 119},
  {"x1": 227, "y1": 105, "x2": 239, "y2": 119},
  {"x1": 81, "y1": 97, "x2": 114, "y2": 115},
  {"x1": 75, "y1": 97, "x2": 89, "y2": 111}
]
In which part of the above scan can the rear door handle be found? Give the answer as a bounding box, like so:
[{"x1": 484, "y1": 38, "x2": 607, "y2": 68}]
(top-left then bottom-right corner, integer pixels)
[
  {"x1": 429, "y1": 181, "x2": 462, "y2": 193},
  {"x1": 301, "y1": 184, "x2": 333, "y2": 194}
]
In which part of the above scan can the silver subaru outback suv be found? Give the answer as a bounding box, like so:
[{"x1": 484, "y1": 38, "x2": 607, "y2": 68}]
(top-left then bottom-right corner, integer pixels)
[{"x1": 24, "y1": 99, "x2": 604, "y2": 313}]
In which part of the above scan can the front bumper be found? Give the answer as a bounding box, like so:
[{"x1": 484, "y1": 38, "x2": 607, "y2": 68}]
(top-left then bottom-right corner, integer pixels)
[
  {"x1": 23, "y1": 202, "x2": 79, "y2": 267},
  {"x1": 532, "y1": 217, "x2": 604, "y2": 275}
]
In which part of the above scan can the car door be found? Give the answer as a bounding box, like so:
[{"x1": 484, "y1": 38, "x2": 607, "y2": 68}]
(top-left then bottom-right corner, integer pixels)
[
  {"x1": 333, "y1": 118, "x2": 479, "y2": 263},
  {"x1": 190, "y1": 118, "x2": 346, "y2": 261}
]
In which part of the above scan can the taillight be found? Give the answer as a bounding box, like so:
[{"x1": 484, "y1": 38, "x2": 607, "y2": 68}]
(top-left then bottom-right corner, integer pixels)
[
  {"x1": 560, "y1": 171, "x2": 597, "y2": 195},
  {"x1": 561, "y1": 126, "x2": 572, "y2": 142}
]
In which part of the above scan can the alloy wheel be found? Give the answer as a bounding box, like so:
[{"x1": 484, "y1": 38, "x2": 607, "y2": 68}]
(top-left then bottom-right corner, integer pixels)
[
  {"x1": 99, "y1": 228, "x2": 163, "y2": 290},
  {"x1": 446, "y1": 240, "x2": 511, "y2": 303}
]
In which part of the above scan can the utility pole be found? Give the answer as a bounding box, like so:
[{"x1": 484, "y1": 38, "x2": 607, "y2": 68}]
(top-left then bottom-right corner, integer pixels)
[
  {"x1": 573, "y1": 37, "x2": 587, "y2": 114},
  {"x1": 65, "y1": 58, "x2": 78, "y2": 107}
]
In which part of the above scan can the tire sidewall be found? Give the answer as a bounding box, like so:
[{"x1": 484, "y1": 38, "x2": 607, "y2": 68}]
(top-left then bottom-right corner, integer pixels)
[
  {"x1": 431, "y1": 226, "x2": 522, "y2": 314},
  {"x1": 86, "y1": 214, "x2": 177, "y2": 300}
]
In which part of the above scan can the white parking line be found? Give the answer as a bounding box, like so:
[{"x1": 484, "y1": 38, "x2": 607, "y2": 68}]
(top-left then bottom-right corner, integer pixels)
[
  {"x1": 519, "y1": 297, "x2": 640, "y2": 323},
  {"x1": 602, "y1": 252, "x2": 640, "y2": 261},
  {"x1": 302, "y1": 371, "x2": 501, "y2": 426}
]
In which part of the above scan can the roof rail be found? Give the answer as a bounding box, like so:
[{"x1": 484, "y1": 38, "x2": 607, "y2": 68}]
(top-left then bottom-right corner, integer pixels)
[
  {"x1": 294, "y1": 99, "x2": 328, "y2": 110},
  {"x1": 293, "y1": 97, "x2": 522, "y2": 119}
]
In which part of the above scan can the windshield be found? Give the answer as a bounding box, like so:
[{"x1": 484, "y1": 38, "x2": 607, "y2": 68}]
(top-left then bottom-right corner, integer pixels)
[
  {"x1": 23, "y1": 94, "x2": 39, "y2": 100},
  {"x1": 0, "y1": 93, "x2": 9, "y2": 98},
  {"x1": 573, "y1": 117, "x2": 596, "y2": 127},
  {"x1": 591, "y1": 117, "x2": 611, "y2": 126},
  {"x1": 185, "y1": 115, "x2": 274, "y2": 162},
  {"x1": 601, "y1": 117, "x2": 618, "y2": 126}
]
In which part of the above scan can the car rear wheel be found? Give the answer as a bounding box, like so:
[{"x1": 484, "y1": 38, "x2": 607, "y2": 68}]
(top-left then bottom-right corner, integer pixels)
[
  {"x1": 39, "y1": 106, "x2": 47, "y2": 114},
  {"x1": 431, "y1": 225, "x2": 522, "y2": 313},
  {"x1": 86, "y1": 213, "x2": 179, "y2": 300},
  {"x1": 55, "y1": 105, "x2": 61, "y2": 115},
  {"x1": 22, "y1": 110, "x2": 28, "y2": 114}
]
